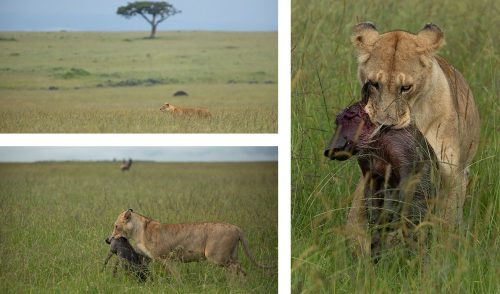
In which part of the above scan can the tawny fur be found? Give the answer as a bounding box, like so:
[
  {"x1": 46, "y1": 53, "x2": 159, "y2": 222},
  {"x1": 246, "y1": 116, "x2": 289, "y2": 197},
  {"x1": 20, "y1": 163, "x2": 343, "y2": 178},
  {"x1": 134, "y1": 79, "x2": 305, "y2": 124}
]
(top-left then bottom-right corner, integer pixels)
[
  {"x1": 345, "y1": 23, "x2": 481, "y2": 256},
  {"x1": 160, "y1": 103, "x2": 211, "y2": 117},
  {"x1": 110, "y1": 209, "x2": 272, "y2": 277}
]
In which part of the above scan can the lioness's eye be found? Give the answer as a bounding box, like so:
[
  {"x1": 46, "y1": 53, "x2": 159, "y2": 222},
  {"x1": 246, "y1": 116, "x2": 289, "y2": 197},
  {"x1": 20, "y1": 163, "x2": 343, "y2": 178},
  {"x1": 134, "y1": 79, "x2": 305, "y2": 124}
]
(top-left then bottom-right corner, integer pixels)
[{"x1": 401, "y1": 85, "x2": 412, "y2": 92}]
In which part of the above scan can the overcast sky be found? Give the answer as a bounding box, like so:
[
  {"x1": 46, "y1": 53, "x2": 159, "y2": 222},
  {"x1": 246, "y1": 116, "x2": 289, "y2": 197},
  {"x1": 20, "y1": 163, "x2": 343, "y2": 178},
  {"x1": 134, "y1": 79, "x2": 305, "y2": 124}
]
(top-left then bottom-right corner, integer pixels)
[
  {"x1": 0, "y1": 147, "x2": 277, "y2": 162},
  {"x1": 0, "y1": 0, "x2": 277, "y2": 32}
]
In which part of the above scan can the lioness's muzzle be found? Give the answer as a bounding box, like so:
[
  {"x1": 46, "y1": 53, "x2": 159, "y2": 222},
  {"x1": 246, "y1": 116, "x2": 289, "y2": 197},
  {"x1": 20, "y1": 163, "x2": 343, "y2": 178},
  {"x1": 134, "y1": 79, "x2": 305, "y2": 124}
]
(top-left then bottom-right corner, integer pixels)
[{"x1": 370, "y1": 102, "x2": 410, "y2": 129}]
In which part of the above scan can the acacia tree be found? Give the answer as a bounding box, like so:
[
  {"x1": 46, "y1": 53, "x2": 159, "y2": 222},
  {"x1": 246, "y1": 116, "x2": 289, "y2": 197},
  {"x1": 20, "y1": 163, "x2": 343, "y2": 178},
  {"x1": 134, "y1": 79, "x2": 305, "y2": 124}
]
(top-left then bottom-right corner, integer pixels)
[{"x1": 117, "y1": 1, "x2": 181, "y2": 39}]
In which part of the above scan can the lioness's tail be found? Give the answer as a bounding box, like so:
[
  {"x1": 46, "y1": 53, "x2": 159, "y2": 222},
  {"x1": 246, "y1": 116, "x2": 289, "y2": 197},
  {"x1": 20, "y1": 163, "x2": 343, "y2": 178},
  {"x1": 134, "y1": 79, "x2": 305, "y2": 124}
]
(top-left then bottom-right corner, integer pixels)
[{"x1": 239, "y1": 233, "x2": 275, "y2": 269}]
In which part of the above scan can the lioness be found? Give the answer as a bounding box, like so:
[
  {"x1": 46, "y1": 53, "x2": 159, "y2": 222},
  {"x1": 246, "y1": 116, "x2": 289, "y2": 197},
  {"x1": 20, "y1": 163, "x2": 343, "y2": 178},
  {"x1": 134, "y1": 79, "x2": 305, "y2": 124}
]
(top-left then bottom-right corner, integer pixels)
[
  {"x1": 110, "y1": 209, "x2": 272, "y2": 276},
  {"x1": 345, "y1": 23, "x2": 480, "y2": 255},
  {"x1": 159, "y1": 103, "x2": 211, "y2": 117}
]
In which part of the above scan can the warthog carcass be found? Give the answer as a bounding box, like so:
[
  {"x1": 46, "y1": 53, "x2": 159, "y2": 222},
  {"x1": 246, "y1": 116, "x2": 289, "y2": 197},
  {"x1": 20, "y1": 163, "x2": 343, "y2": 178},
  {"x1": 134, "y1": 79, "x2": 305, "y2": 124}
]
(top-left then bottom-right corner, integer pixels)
[
  {"x1": 324, "y1": 84, "x2": 439, "y2": 261},
  {"x1": 102, "y1": 236, "x2": 150, "y2": 281}
]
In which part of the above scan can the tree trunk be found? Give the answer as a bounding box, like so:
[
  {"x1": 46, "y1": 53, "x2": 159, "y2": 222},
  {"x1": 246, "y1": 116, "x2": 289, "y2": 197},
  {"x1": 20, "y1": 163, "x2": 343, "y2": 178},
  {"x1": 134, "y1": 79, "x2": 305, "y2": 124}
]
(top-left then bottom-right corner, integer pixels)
[{"x1": 150, "y1": 24, "x2": 157, "y2": 39}]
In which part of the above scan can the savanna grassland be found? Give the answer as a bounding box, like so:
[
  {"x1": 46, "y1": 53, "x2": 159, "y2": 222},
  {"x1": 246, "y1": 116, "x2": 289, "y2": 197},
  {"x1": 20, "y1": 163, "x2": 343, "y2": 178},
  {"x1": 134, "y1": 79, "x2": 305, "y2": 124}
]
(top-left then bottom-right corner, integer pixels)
[
  {"x1": 292, "y1": 0, "x2": 499, "y2": 292},
  {"x1": 0, "y1": 161, "x2": 278, "y2": 293},
  {"x1": 0, "y1": 31, "x2": 277, "y2": 133}
]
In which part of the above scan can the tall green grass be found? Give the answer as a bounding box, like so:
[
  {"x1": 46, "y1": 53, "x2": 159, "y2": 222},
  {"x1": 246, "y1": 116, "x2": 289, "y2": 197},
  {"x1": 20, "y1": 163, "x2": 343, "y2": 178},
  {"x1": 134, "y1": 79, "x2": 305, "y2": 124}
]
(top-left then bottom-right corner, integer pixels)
[
  {"x1": 0, "y1": 162, "x2": 278, "y2": 293},
  {"x1": 292, "y1": 0, "x2": 499, "y2": 292},
  {"x1": 0, "y1": 31, "x2": 277, "y2": 133}
]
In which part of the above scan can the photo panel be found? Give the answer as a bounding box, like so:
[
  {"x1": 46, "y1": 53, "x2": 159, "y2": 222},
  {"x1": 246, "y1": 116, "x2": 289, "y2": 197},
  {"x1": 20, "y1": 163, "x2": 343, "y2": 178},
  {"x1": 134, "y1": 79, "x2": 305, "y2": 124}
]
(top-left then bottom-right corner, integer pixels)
[
  {"x1": 0, "y1": 0, "x2": 277, "y2": 133},
  {"x1": 291, "y1": 0, "x2": 496, "y2": 292},
  {"x1": 0, "y1": 146, "x2": 278, "y2": 292}
]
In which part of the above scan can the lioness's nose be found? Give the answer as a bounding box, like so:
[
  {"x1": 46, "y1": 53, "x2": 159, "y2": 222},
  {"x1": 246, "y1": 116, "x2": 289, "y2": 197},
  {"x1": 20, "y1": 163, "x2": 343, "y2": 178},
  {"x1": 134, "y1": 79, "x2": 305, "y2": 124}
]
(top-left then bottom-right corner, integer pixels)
[
  {"x1": 375, "y1": 118, "x2": 397, "y2": 127},
  {"x1": 374, "y1": 117, "x2": 392, "y2": 126}
]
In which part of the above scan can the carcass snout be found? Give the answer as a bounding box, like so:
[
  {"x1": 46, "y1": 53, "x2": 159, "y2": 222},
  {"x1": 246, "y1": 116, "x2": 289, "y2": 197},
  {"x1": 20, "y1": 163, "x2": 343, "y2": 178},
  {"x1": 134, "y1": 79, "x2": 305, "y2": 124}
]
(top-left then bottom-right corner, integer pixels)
[{"x1": 324, "y1": 133, "x2": 354, "y2": 161}]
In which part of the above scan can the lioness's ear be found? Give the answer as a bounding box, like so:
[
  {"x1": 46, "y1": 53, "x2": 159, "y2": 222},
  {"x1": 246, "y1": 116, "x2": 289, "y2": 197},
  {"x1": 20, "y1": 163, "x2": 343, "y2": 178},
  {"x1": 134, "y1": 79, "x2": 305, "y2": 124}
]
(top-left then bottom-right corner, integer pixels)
[
  {"x1": 124, "y1": 209, "x2": 133, "y2": 220},
  {"x1": 417, "y1": 23, "x2": 445, "y2": 53},
  {"x1": 352, "y1": 22, "x2": 379, "y2": 55}
]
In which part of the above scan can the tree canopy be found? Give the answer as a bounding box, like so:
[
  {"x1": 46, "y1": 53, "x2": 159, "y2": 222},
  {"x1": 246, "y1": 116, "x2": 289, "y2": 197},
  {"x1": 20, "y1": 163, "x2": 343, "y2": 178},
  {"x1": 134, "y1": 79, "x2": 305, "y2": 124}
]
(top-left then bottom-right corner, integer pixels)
[{"x1": 117, "y1": 1, "x2": 181, "y2": 39}]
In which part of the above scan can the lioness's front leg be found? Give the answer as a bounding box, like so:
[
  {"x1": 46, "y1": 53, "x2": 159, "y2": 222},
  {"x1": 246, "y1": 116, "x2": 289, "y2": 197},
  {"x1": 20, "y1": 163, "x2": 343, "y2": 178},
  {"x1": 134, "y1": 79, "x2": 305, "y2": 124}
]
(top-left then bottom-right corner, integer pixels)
[
  {"x1": 345, "y1": 176, "x2": 370, "y2": 257},
  {"x1": 439, "y1": 164, "x2": 467, "y2": 227},
  {"x1": 112, "y1": 259, "x2": 120, "y2": 276},
  {"x1": 159, "y1": 258, "x2": 181, "y2": 282},
  {"x1": 431, "y1": 139, "x2": 467, "y2": 227},
  {"x1": 168, "y1": 245, "x2": 185, "y2": 261}
]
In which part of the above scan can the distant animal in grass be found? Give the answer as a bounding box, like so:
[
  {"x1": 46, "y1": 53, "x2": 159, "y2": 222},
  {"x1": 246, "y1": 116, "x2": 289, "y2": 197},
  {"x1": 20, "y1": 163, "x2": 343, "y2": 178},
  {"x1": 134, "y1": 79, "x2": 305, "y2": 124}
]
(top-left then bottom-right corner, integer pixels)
[
  {"x1": 173, "y1": 90, "x2": 188, "y2": 97},
  {"x1": 102, "y1": 236, "x2": 150, "y2": 282},
  {"x1": 159, "y1": 103, "x2": 211, "y2": 117},
  {"x1": 120, "y1": 159, "x2": 132, "y2": 171}
]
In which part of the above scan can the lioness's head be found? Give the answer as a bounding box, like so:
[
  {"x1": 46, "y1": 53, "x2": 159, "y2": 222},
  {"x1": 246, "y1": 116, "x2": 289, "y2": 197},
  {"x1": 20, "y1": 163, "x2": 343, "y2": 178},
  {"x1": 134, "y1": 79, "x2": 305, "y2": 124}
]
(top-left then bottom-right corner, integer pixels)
[
  {"x1": 160, "y1": 103, "x2": 173, "y2": 112},
  {"x1": 352, "y1": 22, "x2": 445, "y2": 128},
  {"x1": 111, "y1": 208, "x2": 134, "y2": 240}
]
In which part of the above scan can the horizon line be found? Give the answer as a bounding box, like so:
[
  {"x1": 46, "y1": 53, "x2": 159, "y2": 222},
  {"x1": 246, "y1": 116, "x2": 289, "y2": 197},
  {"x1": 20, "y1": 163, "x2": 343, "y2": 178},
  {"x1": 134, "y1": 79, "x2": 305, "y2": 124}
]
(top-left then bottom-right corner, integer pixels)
[
  {"x1": 0, "y1": 160, "x2": 278, "y2": 163},
  {"x1": 0, "y1": 29, "x2": 277, "y2": 33}
]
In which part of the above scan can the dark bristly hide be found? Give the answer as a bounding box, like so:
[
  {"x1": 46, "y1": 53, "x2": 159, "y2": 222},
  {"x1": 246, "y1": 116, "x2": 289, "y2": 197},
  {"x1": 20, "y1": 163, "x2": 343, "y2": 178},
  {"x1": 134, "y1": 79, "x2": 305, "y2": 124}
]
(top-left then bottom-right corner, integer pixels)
[
  {"x1": 103, "y1": 236, "x2": 150, "y2": 282},
  {"x1": 324, "y1": 83, "x2": 439, "y2": 261}
]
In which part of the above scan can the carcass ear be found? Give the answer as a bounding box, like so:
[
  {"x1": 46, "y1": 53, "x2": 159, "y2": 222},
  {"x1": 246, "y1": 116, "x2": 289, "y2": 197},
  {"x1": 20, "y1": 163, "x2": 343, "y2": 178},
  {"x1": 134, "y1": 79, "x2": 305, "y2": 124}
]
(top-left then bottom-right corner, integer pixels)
[
  {"x1": 351, "y1": 22, "x2": 379, "y2": 60},
  {"x1": 417, "y1": 23, "x2": 445, "y2": 53}
]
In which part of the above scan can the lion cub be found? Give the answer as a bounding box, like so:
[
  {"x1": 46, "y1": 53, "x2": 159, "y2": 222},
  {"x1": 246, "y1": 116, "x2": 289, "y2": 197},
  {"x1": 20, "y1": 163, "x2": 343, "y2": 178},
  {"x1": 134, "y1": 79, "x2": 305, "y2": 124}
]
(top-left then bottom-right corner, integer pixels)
[{"x1": 159, "y1": 103, "x2": 211, "y2": 117}]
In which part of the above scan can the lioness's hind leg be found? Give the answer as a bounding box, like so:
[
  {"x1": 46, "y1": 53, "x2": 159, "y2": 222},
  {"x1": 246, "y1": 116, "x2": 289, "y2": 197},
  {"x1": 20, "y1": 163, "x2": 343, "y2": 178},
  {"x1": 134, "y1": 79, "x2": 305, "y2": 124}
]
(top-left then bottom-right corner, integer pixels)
[
  {"x1": 228, "y1": 261, "x2": 246, "y2": 276},
  {"x1": 230, "y1": 241, "x2": 239, "y2": 262},
  {"x1": 205, "y1": 239, "x2": 236, "y2": 266}
]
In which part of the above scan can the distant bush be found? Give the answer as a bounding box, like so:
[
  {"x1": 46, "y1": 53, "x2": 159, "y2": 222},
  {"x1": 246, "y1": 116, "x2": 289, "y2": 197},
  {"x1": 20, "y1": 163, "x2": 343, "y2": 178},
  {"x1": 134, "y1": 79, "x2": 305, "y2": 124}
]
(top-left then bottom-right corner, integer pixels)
[
  {"x1": 61, "y1": 68, "x2": 91, "y2": 79},
  {"x1": 0, "y1": 37, "x2": 17, "y2": 41},
  {"x1": 105, "y1": 78, "x2": 180, "y2": 87}
]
